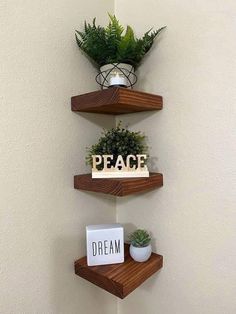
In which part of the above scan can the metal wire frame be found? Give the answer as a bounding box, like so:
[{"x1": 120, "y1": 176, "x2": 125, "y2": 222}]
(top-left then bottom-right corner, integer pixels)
[{"x1": 95, "y1": 63, "x2": 137, "y2": 90}]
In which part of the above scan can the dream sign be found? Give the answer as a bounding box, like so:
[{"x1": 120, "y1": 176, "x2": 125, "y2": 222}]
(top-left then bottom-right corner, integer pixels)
[
  {"x1": 92, "y1": 154, "x2": 149, "y2": 178},
  {"x1": 86, "y1": 224, "x2": 124, "y2": 266}
]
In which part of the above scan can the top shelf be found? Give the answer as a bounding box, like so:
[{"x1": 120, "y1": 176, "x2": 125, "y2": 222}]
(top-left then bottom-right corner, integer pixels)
[{"x1": 71, "y1": 88, "x2": 163, "y2": 115}]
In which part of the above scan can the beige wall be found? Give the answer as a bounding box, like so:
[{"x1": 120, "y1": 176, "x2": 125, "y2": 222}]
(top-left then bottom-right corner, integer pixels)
[
  {"x1": 1, "y1": 0, "x2": 236, "y2": 313},
  {"x1": 115, "y1": 1, "x2": 236, "y2": 313},
  {"x1": 0, "y1": 1, "x2": 117, "y2": 313}
]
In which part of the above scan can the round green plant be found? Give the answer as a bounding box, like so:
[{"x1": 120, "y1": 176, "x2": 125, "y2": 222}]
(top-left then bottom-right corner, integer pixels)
[
  {"x1": 86, "y1": 123, "x2": 148, "y2": 169},
  {"x1": 129, "y1": 229, "x2": 151, "y2": 248},
  {"x1": 75, "y1": 14, "x2": 166, "y2": 70}
]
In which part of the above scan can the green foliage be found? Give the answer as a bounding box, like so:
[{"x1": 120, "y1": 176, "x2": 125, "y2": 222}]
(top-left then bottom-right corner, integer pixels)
[
  {"x1": 86, "y1": 123, "x2": 148, "y2": 169},
  {"x1": 129, "y1": 229, "x2": 151, "y2": 248},
  {"x1": 75, "y1": 14, "x2": 166, "y2": 70}
]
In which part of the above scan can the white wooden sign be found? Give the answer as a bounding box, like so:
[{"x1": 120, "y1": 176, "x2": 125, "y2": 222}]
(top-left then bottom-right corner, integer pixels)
[
  {"x1": 92, "y1": 154, "x2": 149, "y2": 178},
  {"x1": 86, "y1": 224, "x2": 124, "y2": 266}
]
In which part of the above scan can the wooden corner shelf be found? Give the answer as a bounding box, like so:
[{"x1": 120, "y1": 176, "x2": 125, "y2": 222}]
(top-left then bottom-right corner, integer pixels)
[
  {"x1": 74, "y1": 244, "x2": 163, "y2": 299},
  {"x1": 74, "y1": 173, "x2": 163, "y2": 197},
  {"x1": 71, "y1": 88, "x2": 163, "y2": 114}
]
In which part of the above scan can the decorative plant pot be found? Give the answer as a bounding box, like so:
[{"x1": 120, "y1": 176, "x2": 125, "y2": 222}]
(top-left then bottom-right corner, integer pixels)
[
  {"x1": 129, "y1": 244, "x2": 152, "y2": 262},
  {"x1": 96, "y1": 63, "x2": 137, "y2": 89}
]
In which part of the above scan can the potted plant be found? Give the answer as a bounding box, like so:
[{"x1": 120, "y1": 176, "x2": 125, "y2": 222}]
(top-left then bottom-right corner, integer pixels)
[
  {"x1": 86, "y1": 123, "x2": 148, "y2": 170},
  {"x1": 129, "y1": 229, "x2": 152, "y2": 262},
  {"x1": 75, "y1": 14, "x2": 166, "y2": 88}
]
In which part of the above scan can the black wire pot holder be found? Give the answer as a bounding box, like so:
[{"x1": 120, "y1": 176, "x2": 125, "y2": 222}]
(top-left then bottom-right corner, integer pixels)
[{"x1": 96, "y1": 63, "x2": 137, "y2": 89}]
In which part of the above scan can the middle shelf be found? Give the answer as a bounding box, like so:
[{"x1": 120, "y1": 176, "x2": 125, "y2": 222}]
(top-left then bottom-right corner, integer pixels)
[
  {"x1": 74, "y1": 172, "x2": 163, "y2": 197},
  {"x1": 72, "y1": 88, "x2": 164, "y2": 197}
]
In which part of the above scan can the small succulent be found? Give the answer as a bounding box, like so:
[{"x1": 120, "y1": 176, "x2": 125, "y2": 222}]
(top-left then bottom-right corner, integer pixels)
[
  {"x1": 86, "y1": 123, "x2": 148, "y2": 169},
  {"x1": 129, "y1": 229, "x2": 151, "y2": 248}
]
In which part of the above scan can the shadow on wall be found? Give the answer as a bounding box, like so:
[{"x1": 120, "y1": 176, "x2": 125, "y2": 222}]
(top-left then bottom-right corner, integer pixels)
[
  {"x1": 51, "y1": 236, "x2": 116, "y2": 314},
  {"x1": 121, "y1": 220, "x2": 160, "y2": 253},
  {"x1": 75, "y1": 112, "x2": 115, "y2": 129},
  {"x1": 116, "y1": 111, "x2": 162, "y2": 127},
  {"x1": 77, "y1": 111, "x2": 162, "y2": 128},
  {"x1": 120, "y1": 271, "x2": 163, "y2": 310}
]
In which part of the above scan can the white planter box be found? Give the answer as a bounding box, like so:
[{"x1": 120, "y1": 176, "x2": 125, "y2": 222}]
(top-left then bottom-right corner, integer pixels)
[{"x1": 92, "y1": 169, "x2": 149, "y2": 178}]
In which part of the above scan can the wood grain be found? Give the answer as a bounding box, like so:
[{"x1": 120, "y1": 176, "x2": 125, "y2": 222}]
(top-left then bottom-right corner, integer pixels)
[
  {"x1": 71, "y1": 88, "x2": 163, "y2": 114},
  {"x1": 74, "y1": 244, "x2": 163, "y2": 299},
  {"x1": 74, "y1": 173, "x2": 163, "y2": 197}
]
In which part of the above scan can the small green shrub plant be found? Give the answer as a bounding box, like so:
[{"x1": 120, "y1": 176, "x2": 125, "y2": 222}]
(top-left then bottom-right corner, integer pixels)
[{"x1": 86, "y1": 123, "x2": 148, "y2": 169}]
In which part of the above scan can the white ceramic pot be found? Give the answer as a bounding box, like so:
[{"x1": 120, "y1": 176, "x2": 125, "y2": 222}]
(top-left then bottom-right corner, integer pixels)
[
  {"x1": 129, "y1": 244, "x2": 152, "y2": 262},
  {"x1": 98, "y1": 63, "x2": 136, "y2": 88}
]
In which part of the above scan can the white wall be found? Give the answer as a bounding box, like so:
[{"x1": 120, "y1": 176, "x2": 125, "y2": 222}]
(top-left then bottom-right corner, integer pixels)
[
  {"x1": 0, "y1": 1, "x2": 117, "y2": 313},
  {"x1": 115, "y1": 1, "x2": 236, "y2": 313}
]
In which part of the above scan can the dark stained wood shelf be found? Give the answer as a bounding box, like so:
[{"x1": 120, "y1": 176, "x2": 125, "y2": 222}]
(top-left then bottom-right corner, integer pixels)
[
  {"x1": 74, "y1": 244, "x2": 163, "y2": 299},
  {"x1": 71, "y1": 88, "x2": 163, "y2": 114},
  {"x1": 74, "y1": 172, "x2": 163, "y2": 197}
]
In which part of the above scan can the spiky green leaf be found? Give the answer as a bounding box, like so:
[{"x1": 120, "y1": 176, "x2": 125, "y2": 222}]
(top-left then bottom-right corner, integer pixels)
[{"x1": 75, "y1": 14, "x2": 166, "y2": 69}]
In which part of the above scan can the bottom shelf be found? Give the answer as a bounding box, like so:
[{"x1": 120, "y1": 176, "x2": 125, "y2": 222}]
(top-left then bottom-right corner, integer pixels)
[{"x1": 74, "y1": 244, "x2": 163, "y2": 299}]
